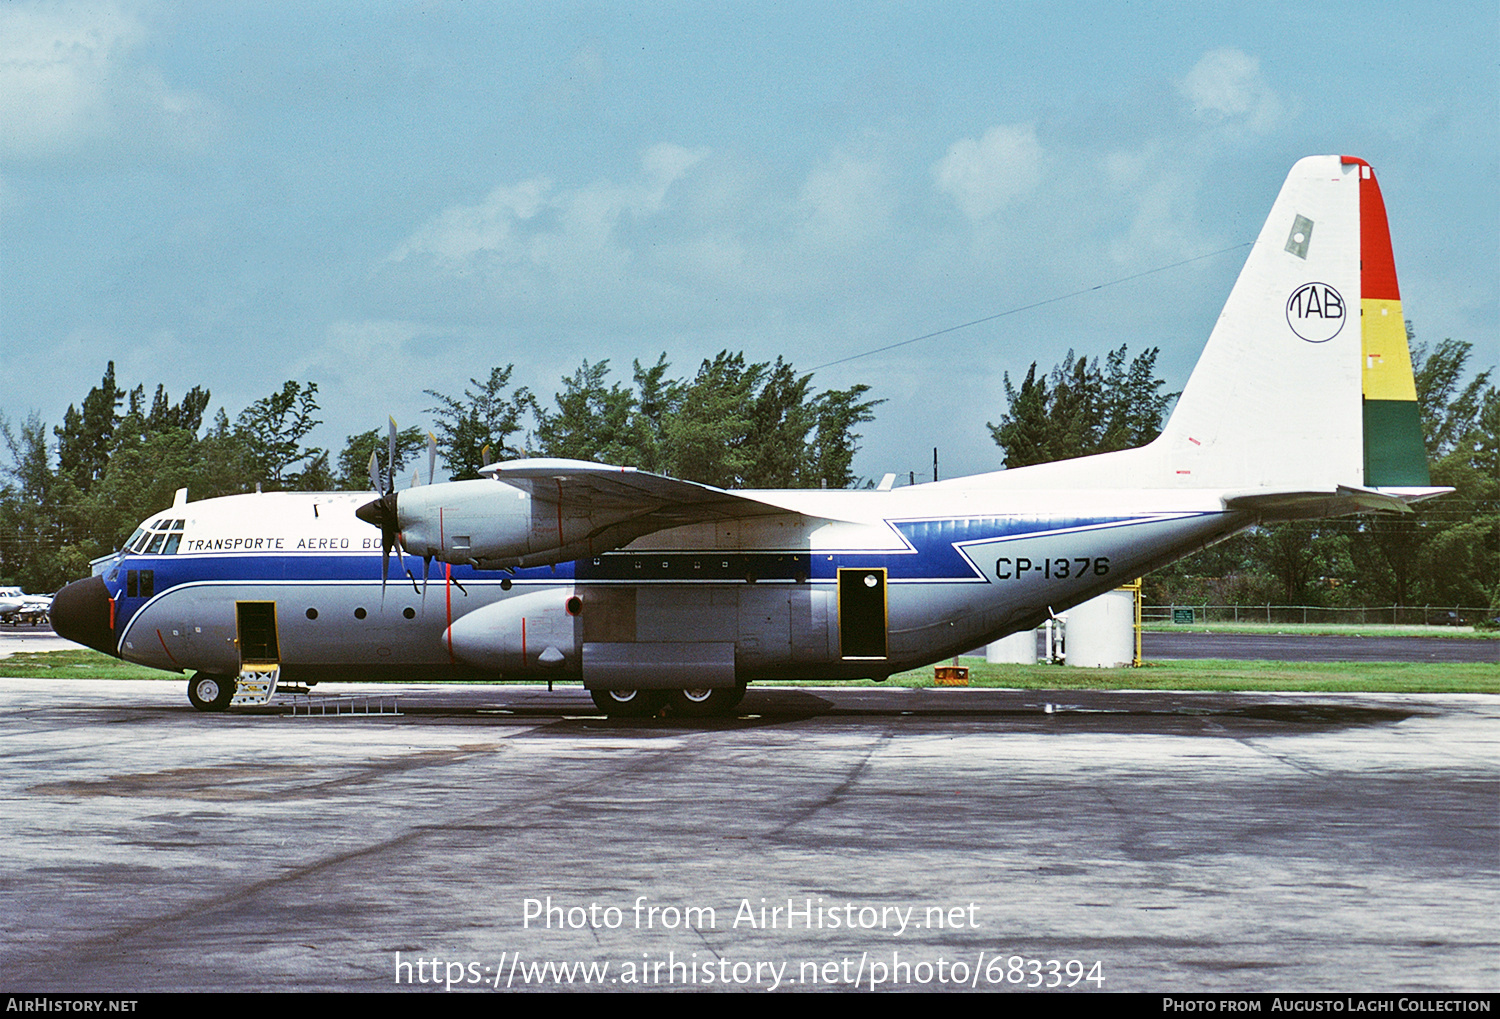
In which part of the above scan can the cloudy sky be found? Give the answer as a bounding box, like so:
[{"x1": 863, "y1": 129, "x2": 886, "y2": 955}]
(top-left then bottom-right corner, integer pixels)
[{"x1": 3, "y1": 1, "x2": 1495, "y2": 484}]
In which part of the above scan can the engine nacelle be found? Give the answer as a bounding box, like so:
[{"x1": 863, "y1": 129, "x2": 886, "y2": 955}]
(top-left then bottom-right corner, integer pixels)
[
  {"x1": 398, "y1": 479, "x2": 646, "y2": 568},
  {"x1": 444, "y1": 589, "x2": 581, "y2": 675}
]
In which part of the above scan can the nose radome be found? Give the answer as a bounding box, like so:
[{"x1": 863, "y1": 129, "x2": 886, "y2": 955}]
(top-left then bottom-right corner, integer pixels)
[{"x1": 51, "y1": 575, "x2": 117, "y2": 657}]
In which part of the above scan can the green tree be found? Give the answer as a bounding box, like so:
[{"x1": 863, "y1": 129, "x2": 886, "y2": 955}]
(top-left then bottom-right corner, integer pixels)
[
  {"x1": 233, "y1": 381, "x2": 326, "y2": 489},
  {"x1": 1346, "y1": 333, "x2": 1495, "y2": 608},
  {"x1": 0, "y1": 412, "x2": 68, "y2": 590},
  {"x1": 1414, "y1": 334, "x2": 1493, "y2": 459},
  {"x1": 425, "y1": 366, "x2": 536, "y2": 481},
  {"x1": 627, "y1": 354, "x2": 676, "y2": 475},
  {"x1": 338, "y1": 425, "x2": 431, "y2": 490},
  {"x1": 54, "y1": 362, "x2": 123, "y2": 492},
  {"x1": 989, "y1": 345, "x2": 1173, "y2": 468},
  {"x1": 532, "y1": 359, "x2": 645, "y2": 466},
  {"x1": 661, "y1": 351, "x2": 765, "y2": 488},
  {"x1": 806, "y1": 384, "x2": 881, "y2": 489},
  {"x1": 530, "y1": 352, "x2": 882, "y2": 489}
]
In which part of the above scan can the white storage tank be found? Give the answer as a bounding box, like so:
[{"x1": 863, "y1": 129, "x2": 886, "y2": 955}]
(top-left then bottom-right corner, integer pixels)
[
  {"x1": 1064, "y1": 588, "x2": 1137, "y2": 668},
  {"x1": 985, "y1": 629, "x2": 1038, "y2": 664}
]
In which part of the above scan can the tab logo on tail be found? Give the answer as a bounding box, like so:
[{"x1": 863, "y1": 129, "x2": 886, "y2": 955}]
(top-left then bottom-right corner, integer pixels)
[{"x1": 1286, "y1": 282, "x2": 1346, "y2": 342}]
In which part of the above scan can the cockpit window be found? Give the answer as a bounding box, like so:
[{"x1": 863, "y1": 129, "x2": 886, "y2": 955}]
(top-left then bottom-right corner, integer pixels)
[{"x1": 129, "y1": 518, "x2": 186, "y2": 555}]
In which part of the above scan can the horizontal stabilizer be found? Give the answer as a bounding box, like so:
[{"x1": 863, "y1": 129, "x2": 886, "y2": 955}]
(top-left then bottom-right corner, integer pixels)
[{"x1": 1223, "y1": 485, "x2": 1453, "y2": 520}]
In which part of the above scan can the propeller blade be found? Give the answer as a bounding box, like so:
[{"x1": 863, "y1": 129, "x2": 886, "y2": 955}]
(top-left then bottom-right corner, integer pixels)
[
  {"x1": 387, "y1": 417, "x2": 398, "y2": 494},
  {"x1": 380, "y1": 531, "x2": 391, "y2": 602},
  {"x1": 367, "y1": 450, "x2": 380, "y2": 494},
  {"x1": 427, "y1": 432, "x2": 437, "y2": 486}
]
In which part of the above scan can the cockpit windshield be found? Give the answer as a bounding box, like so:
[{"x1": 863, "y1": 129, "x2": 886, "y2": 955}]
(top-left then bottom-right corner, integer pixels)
[{"x1": 129, "y1": 519, "x2": 187, "y2": 555}]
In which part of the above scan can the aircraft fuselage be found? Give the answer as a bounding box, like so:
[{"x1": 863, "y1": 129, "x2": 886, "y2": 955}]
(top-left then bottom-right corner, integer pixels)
[{"x1": 77, "y1": 486, "x2": 1243, "y2": 686}]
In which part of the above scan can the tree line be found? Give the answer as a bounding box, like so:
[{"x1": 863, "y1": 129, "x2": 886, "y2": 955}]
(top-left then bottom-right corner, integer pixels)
[
  {"x1": 3, "y1": 331, "x2": 1491, "y2": 617},
  {"x1": 0, "y1": 354, "x2": 878, "y2": 591}
]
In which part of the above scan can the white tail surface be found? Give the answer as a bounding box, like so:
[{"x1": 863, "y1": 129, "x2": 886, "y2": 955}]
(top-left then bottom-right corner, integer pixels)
[
  {"x1": 982, "y1": 155, "x2": 1432, "y2": 499},
  {"x1": 1153, "y1": 154, "x2": 1363, "y2": 489}
]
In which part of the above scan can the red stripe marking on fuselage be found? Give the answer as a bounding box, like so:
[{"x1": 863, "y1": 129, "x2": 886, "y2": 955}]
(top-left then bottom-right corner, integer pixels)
[
  {"x1": 155, "y1": 628, "x2": 180, "y2": 668},
  {"x1": 445, "y1": 562, "x2": 454, "y2": 665}
]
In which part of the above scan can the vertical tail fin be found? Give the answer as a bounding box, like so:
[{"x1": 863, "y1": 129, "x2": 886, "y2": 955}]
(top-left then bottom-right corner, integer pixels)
[{"x1": 1153, "y1": 155, "x2": 1430, "y2": 491}]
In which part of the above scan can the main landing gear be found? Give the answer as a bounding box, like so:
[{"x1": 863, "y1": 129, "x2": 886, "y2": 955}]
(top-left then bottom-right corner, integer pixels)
[
  {"x1": 590, "y1": 684, "x2": 747, "y2": 718},
  {"x1": 187, "y1": 672, "x2": 237, "y2": 712}
]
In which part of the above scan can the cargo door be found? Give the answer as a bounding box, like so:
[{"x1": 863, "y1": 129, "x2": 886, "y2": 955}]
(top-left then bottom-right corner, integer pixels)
[
  {"x1": 838, "y1": 568, "x2": 887, "y2": 660},
  {"x1": 236, "y1": 601, "x2": 280, "y2": 666}
]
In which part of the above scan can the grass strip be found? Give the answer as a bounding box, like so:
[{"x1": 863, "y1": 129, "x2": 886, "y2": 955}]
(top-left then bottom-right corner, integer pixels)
[{"x1": 2, "y1": 649, "x2": 1495, "y2": 694}]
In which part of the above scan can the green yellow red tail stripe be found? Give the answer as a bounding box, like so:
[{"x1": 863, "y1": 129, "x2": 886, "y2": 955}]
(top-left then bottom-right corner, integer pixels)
[{"x1": 1345, "y1": 156, "x2": 1430, "y2": 485}]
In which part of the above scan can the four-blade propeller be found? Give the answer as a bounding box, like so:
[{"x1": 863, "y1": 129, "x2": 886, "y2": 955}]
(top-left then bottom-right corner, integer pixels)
[{"x1": 353, "y1": 418, "x2": 427, "y2": 597}]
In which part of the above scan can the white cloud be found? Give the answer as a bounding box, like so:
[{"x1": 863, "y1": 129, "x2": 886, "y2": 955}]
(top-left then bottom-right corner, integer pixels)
[
  {"x1": 391, "y1": 144, "x2": 709, "y2": 270},
  {"x1": 390, "y1": 179, "x2": 553, "y2": 264},
  {"x1": 932, "y1": 124, "x2": 1044, "y2": 220},
  {"x1": 797, "y1": 152, "x2": 891, "y2": 245},
  {"x1": 0, "y1": 3, "x2": 211, "y2": 160},
  {"x1": 1179, "y1": 48, "x2": 1284, "y2": 133}
]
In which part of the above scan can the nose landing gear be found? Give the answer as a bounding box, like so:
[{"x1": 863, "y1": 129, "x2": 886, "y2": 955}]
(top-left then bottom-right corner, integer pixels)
[{"x1": 187, "y1": 672, "x2": 237, "y2": 712}]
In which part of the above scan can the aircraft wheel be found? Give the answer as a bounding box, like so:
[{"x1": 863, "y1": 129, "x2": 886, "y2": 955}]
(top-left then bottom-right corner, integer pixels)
[
  {"x1": 666, "y1": 685, "x2": 745, "y2": 717},
  {"x1": 590, "y1": 688, "x2": 665, "y2": 717},
  {"x1": 187, "y1": 672, "x2": 237, "y2": 712}
]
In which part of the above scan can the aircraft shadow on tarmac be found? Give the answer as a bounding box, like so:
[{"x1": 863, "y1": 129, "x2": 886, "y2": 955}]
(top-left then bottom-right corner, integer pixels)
[{"x1": 346, "y1": 687, "x2": 1422, "y2": 735}]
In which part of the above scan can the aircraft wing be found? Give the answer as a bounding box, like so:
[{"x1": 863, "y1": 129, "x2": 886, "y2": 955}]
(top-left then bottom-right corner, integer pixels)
[
  {"x1": 386, "y1": 457, "x2": 844, "y2": 568},
  {"x1": 479, "y1": 458, "x2": 793, "y2": 523}
]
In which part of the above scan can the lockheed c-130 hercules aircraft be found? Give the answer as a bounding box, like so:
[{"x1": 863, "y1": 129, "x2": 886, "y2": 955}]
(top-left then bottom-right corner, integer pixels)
[{"x1": 51, "y1": 155, "x2": 1448, "y2": 716}]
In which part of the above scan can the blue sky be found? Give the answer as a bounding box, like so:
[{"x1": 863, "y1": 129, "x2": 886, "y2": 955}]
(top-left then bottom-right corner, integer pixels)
[{"x1": 3, "y1": 1, "x2": 1495, "y2": 483}]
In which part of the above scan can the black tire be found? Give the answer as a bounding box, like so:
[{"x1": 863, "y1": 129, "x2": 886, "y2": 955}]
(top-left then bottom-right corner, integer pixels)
[
  {"x1": 589, "y1": 688, "x2": 666, "y2": 717},
  {"x1": 187, "y1": 672, "x2": 237, "y2": 712},
  {"x1": 665, "y1": 685, "x2": 745, "y2": 717}
]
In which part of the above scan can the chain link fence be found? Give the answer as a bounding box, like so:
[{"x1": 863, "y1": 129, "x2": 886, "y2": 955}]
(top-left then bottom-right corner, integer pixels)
[{"x1": 1144, "y1": 604, "x2": 1493, "y2": 626}]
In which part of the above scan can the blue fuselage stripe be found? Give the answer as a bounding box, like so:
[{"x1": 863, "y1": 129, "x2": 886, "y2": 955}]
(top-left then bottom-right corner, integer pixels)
[{"x1": 105, "y1": 513, "x2": 1202, "y2": 633}]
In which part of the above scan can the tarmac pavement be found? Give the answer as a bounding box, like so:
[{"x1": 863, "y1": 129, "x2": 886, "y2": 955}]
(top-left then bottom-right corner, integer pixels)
[{"x1": 1, "y1": 676, "x2": 1495, "y2": 993}]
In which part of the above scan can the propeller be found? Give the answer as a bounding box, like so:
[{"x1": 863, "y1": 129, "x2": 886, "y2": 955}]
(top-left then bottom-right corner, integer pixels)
[
  {"x1": 353, "y1": 417, "x2": 413, "y2": 599},
  {"x1": 409, "y1": 432, "x2": 439, "y2": 601}
]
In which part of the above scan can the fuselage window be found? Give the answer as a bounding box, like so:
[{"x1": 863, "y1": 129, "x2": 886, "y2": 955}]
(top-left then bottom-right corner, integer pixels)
[{"x1": 139, "y1": 570, "x2": 154, "y2": 598}]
